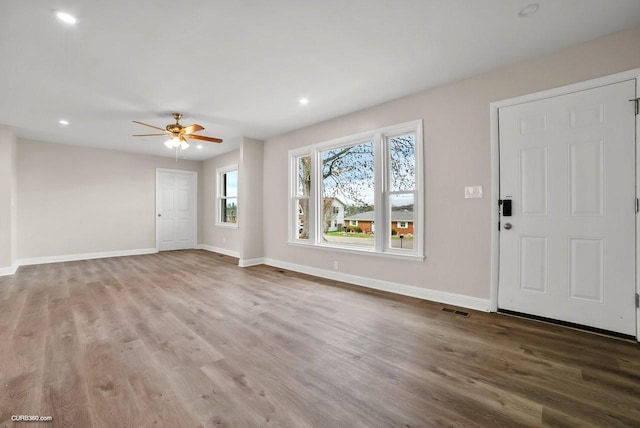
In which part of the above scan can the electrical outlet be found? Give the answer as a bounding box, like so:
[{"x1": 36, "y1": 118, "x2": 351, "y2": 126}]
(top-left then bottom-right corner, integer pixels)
[
  {"x1": 222, "y1": 236, "x2": 226, "y2": 244},
  {"x1": 333, "y1": 261, "x2": 339, "y2": 270}
]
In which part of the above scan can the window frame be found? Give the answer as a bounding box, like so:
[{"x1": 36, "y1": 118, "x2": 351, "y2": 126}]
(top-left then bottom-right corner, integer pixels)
[
  {"x1": 288, "y1": 120, "x2": 424, "y2": 261},
  {"x1": 216, "y1": 164, "x2": 239, "y2": 228}
]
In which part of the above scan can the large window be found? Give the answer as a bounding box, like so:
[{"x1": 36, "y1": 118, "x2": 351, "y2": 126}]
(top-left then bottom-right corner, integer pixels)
[
  {"x1": 217, "y1": 165, "x2": 238, "y2": 227},
  {"x1": 289, "y1": 120, "x2": 423, "y2": 259}
]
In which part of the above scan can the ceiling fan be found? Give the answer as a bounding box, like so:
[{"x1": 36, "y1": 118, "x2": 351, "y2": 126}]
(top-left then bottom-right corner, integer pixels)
[{"x1": 132, "y1": 113, "x2": 222, "y2": 150}]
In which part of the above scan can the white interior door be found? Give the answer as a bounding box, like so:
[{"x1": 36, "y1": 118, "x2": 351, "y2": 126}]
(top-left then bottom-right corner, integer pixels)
[
  {"x1": 156, "y1": 169, "x2": 197, "y2": 251},
  {"x1": 498, "y1": 80, "x2": 636, "y2": 336}
]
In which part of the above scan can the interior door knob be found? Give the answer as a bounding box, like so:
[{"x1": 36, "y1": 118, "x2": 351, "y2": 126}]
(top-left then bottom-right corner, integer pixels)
[
  {"x1": 157, "y1": 213, "x2": 162, "y2": 217},
  {"x1": 503, "y1": 222, "x2": 512, "y2": 230}
]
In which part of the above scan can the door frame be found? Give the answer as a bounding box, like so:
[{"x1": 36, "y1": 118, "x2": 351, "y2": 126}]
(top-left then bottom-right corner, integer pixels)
[
  {"x1": 155, "y1": 168, "x2": 198, "y2": 252},
  {"x1": 489, "y1": 68, "x2": 640, "y2": 340}
]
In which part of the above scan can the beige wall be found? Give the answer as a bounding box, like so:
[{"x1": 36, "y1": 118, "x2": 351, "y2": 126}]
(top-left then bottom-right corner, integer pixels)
[
  {"x1": 262, "y1": 27, "x2": 640, "y2": 299},
  {"x1": 0, "y1": 126, "x2": 17, "y2": 269},
  {"x1": 17, "y1": 139, "x2": 202, "y2": 259},
  {"x1": 201, "y1": 149, "x2": 241, "y2": 254},
  {"x1": 239, "y1": 138, "x2": 264, "y2": 263}
]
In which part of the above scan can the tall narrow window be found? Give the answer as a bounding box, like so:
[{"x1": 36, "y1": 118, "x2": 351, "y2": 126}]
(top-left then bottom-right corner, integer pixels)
[
  {"x1": 217, "y1": 165, "x2": 238, "y2": 227},
  {"x1": 288, "y1": 120, "x2": 423, "y2": 259},
  {"x1": 294, "y1": 155, "x2": 311, "y2": 239},
  {"x1": 388, "y1": 133, "x2": 416, "y2": 250}
]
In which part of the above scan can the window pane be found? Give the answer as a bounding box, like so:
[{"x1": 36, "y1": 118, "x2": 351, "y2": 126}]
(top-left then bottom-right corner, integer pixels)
[
  {"x1": 322, "y1": 142, "x2": 374, "y2": 205},
  {"x1": 390, "y1": 193, "x2": 414, "y2": 250},
  {"x1": 389, "y1": 134, "x2": 416, "y2": 191},
  {"x1": 297, "y1": 198, "x2": 309, "y2": 239},
  {"x1": 221, "y1": 197, "x2": 238, "y2": 223},
  {"x1": 224, "y1": 170, "x2": 238, "y2": 197},
  {"x1": 296, "y1": 155, "x2": 311, "y2": 197},
  {"x1": 321, "y1": 142, "x2": 375, "y2": 248}
]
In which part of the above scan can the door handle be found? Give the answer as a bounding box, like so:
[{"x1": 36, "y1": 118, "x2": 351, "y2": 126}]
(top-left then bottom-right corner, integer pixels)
[
  {"x1": 157, "y1": 213, "x2": 162, "y2": 217},
  {"x1": 503, "y1": 222, "x2": 512, "y2": 230}
]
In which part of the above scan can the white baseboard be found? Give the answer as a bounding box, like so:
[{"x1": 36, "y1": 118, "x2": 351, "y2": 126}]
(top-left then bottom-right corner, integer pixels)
[
  {"x1": 0, "y1": 262, "x2": 18, "y2": 277},
  {"x1": 239, "y1": 257, "x2": 265, "y2": 268},
  {"x1": 262, "y1": 258, "x2": 491, "y2": 312},
  {"x1": 15, "y1": 248, "x2": 158, "y2": 268},
  {"x1": 197, "y1": 244, "x2": 240, "y2": 259}
]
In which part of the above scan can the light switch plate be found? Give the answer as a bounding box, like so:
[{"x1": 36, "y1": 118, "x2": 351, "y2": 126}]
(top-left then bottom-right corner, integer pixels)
[{"x1": 465, "y1": 186, "x2": 483, "y2": 199}]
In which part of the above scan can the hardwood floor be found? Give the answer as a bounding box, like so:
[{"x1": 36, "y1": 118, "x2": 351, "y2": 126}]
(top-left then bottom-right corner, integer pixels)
[{"x1": 0, "y1": 250, "x2": 638, "y2": 427}]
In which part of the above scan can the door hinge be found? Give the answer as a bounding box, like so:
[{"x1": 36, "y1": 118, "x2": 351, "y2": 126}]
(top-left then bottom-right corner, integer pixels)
[
  {"x1": 636, "y1": 198, "x2": 639, "y2": 213},
  {"x1": 636, "y1": 293, "x2": 639, "y2": 308},
  {"x1": 631, "y1": 98, "x2": 640, "y2": 116}
]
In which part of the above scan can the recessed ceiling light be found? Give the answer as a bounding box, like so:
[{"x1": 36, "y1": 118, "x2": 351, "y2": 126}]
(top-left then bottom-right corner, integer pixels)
[
  {"x1": 518, "y1": 3, "x2": 539, "y2": 17},
  {"x1": 197, "y1": 145, "x2": 203, "y2": 149},
  {"x1": 59, "y1": 119, "x2": 69, "y2": 125},
  {"x1": 299, "y1": 98, "x2": 309, "y2": 105},
  {"x1": 56, "y1": 11, "x2": 78, "y2": 25}
]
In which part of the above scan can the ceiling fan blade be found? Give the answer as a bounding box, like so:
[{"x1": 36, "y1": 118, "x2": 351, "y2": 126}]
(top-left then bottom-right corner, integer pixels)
[
  {"x1": 132, "y1": 120, "x2": 166, "y2": 131},
  {"x1": 182, "y1": 124, "x2": 204, "y2": 134},
  {"x1": 132, "y1": 133, "x2": 168, "y2": 137},
  {"x1": 185, "y1": 134, "x2": 223, "y2": 143}
]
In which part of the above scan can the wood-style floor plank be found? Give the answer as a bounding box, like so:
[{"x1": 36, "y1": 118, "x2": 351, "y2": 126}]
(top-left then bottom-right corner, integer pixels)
[
  {"x1": 0, "y1": 249, "x2": 638, "y2": 427},
  {"x1": 0, "y1": 271, "x2": 49, "y2": 427},
  {"x1": 40, "y1": 276, "x2": 93, "y2": 428}
]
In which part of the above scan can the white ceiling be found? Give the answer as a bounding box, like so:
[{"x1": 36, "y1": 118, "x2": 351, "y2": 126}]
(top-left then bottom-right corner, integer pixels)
[{"x1": 1, "y1": 1, "x2": 639, "y2": 161}]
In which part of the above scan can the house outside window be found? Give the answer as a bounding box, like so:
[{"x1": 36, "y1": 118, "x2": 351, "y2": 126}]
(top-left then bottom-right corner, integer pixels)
[
  {"x1": 397, "y1": 221, "x2": 408, "y2": 229},
  {"x1": 217, "y1": 165, "x2": 238, "y2": 227}
]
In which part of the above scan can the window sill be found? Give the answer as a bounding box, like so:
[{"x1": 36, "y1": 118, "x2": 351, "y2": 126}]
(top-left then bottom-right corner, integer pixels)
[
  {"x1": 216, "y1": 223, "x2": 239, "y2": 229},
  {"x1": 287, "y1": 240, "x2": 425, "y2": 262}
]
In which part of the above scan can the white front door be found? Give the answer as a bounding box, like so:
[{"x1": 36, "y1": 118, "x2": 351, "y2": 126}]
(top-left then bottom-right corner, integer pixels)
[
  {"x1": 498, "y1": 79, "x2": 636, "y2": 336},
  {"x1": 156, "y1": 169, "x2": 197, "y2": 251}
]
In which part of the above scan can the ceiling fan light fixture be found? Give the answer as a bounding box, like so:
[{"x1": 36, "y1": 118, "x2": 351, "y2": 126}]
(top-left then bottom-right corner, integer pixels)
[
  {"x1": 165, "y1": 136, "x2": 181, "y2": 149},
  {"x1": 180, "y1": 140, "x2": 190, "y2": 150}
]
